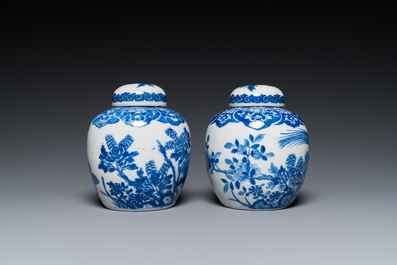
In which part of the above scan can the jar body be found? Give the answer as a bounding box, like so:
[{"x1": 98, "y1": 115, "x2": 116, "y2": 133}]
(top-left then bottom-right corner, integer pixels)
[
  {"x1": 88, "y1": 107, "x2": 190, "y2": 211},
  {"x1": 205, "y1": 107, "x2": 309, "y2": 210}
]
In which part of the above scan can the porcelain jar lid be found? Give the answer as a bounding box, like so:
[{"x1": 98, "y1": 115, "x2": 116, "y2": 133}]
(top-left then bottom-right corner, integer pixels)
[
  {"x1": 229, "y1": 85, "x2": 285, "y2": 107},
  {"x1": 112, "y1": 83, "x2": 167, "y2": 107}
]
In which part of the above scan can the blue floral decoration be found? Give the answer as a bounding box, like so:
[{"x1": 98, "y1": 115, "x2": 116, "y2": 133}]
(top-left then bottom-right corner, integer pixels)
[
  {"x1": 244, "y1": 85, "x2": 257, "y2": 91},
  {"x1": 210, "y1": 107, "x2": 304, "y2": 130},
  {"x1": 92, "y1": 107, "x2": 186, "y2": 129},
  {"x1": 137, "y1": 83, "x2": 154, "y2": 87},
  {"x1": 205, "y1": 134, "x2": 309, "y2": 209},
  {"x1": 97, "y1": 127, "x2": 190, "y2": 210}
]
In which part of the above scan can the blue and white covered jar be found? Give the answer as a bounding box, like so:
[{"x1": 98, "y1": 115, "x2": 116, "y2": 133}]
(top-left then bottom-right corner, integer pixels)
[
  {"x1": 205, "y1": 85, "x2": 309, "y2": 210},
  {"x1": 87, "y1": 84, "x2": 191, "y2": 211}
]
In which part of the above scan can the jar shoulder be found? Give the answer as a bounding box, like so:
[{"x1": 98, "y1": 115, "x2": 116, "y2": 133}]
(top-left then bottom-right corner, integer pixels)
[
  {"x1": 209, "y1": 107, "x2": 306, "y2": 130},
  {"x1": 90, "y1": 107, "x2": 188, "y2": 129}
]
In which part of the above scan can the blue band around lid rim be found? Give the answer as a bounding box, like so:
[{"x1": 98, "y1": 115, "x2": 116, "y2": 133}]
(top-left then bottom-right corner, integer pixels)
[
  {"x1": 111, "y1": 83, "x2": 167, "y2": 107},
  {"x1": 112, "y1": 92, "x2": 167, "y2": 103},
  {"x1": 229, "y1": 94, "x2": 285, "y2": 105}
]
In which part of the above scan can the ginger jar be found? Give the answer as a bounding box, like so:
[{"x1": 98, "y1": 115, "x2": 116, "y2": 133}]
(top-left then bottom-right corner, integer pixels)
[
  {"x1": 87, "y1": 83, "x2": 191, "y2": 211},
  {"x1": 205, "y1": 85, "x2": 309, "y2": 210}
]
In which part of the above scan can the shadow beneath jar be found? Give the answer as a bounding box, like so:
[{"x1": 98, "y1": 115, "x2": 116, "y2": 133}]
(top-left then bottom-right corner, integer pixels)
[
  {"x1": 287, "y1": 190, "x2": 317, "y2": 209},
  {"x1": 174, "y1": 187, "x2": 223, "y2": 208},
  {"x1": 82, "y1": 190, "x2": 103, "y2": 208}
]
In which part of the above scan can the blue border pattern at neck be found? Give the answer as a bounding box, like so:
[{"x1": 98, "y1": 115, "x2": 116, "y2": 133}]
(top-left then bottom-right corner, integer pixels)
[
  {"x1": 210, "y1": 107, "x2": 303, "y2": 130},
  {"x1": 93, "y1": 107, "x2": 185, "y2": 128}
]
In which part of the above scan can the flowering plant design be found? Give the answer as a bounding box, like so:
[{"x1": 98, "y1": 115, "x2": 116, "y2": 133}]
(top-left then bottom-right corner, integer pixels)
[
  {"x1": 205, "y1": 134, "x2": 308, "y2": 209},
  {"x1": 96, "y1": 127, "x2": 190, "y2": 209}
]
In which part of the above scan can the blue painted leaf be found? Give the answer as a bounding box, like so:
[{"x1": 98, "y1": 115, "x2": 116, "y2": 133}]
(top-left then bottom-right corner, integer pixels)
[
  {"x1": 250, "y1": 169, "x2": 256, "y2": 177},
  {"x1": 242, "y1": 186, "x2": 247, "y2": 192},
  {"x1": 249, "y1": 134, "x2": 254, "y2": 142},
  {"x1": 265, "y1": 152, "x2": 274, "y2": 158},
  {"x1": 260, "y1": 145, "x2": 266, "y2": 153},
  {"x1": 242, "y1": 157, "x2": 248, "y2": 163},
  {"x1": 238, "y1": 191, "x2": 245, "y2": 196},
  {"x1": 125, "y1": 164, "x2": 138, "y2": 170},
  {"x1": 235, "y1": 180, "x2": 240, "y2": 189},
  {"x1": 231, "y1": 149, "x2": 238, "y2": 153},
  {"x1": 129, "y1": 151, "x2": 139, "y2": 158},
  {"x1": 230, "y1": 182, "x2": 234, "y2": 190},
  {"x1": 269, "y1": 163, "x2": 278, "y2": 174},
  {"x1": 244, "y1": 139, "x2": 250, "y2": 147},
  {"x1": 91, "y1": 173, "x2": 99, "y2": 185},
  {"x1": 235, "y1": 139, "x2": 239, "y2": 147},
  {"x1": 98, "y1": 162, "x2": 108, "y2": 173},
  {"x1": 224, "y1": 142, "x2": 234, "y2": 149},
  {"x1": 221, "y1": 178, "x2": 228, "y2": 183},
  {"x1": 230, "y1": 165, "x2": 235, "y2": 169},
  {"x1": 225, "y1": 159, "x2": 233, "y2": 165},
  {"x1": 261, "y1": 155, "x2": 268, "y2": 161},
  {"x1": 100, "y1": 145, "x2": 107, "y2": 156},
  {"x1": 226, "y1": 174, "x2": 234, "y2": 181},
  {"x1": 250, "y1": 178, "x2": 256, "y2": 185},
  {"x1": 254, "y1": 134, "x2": 265, "y2": 143},
  {"x1": 286, "y1": 154, "x2": 297, "y2": 170},
  {"x1": 119, "y1": 134, "x2": 134, "y2": 151},
  {"x1": 251, "y1": 144, "x2": 260, "y2": 149},
  {"x1": 224, "y1": 183, "x2": 229, "y2": 193},
  {"x1": 233, "y1": 157, "x2": 238, "y2": 163}
]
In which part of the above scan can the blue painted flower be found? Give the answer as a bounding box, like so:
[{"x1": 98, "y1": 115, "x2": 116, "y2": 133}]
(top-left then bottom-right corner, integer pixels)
[
  {"x1": 244, "y1": 85, "x2": 257, "y2": 91},
  {"x1": 248, "y1": 184, "x2": 265, "y2": 198},
  {"x1": 204, "y1": 134, "x2": 309, "y2": 209},
  {"x1": 268, "y1": 191, "x2": 283, "y2": 202},
  {"x1": 162, "y1": 192, "x2": 175, "y2": 205},
  {"x1": 108, "y1": 181, "x2": 128, "y2": 198},
  {"x1": 206, "y1": 151, "x2": 221, "y2": 174}
]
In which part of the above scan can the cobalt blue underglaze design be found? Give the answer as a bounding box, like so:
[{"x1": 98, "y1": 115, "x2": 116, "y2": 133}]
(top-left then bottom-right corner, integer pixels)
[
  {"x1": 88, "y1": 83, "x2": 191, "y2": 211},
  {"x1": 209, "y1": 107, "x2": 304, "y2": 130},
  {"x1": 205, "y1": 134, "x2": 309, "y2": 209},
  {"x1": 278, "y1": 129, "x2": 309, "y2": 149},
  {"x1": 137, "y1": 83, "x2": 154, "y2": 87},
  {"x1": 97, "y1": 127, "x2": 190, "y2": 210},
  {"x1": 112, "y1": 92, "x2": 167, "y2": 104},
  {"x1": 244, "y1": 85, "x2": 258, "y2": 91},
  {"x1": 92, "y1": 107, "x2": 186, "y2": 129},
  {"x1": 229, "y1": 94, "x2": 285, "y2": 105},
  {"x1": 206, "y1": 85, "x2": 309, "y2": 210}
]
